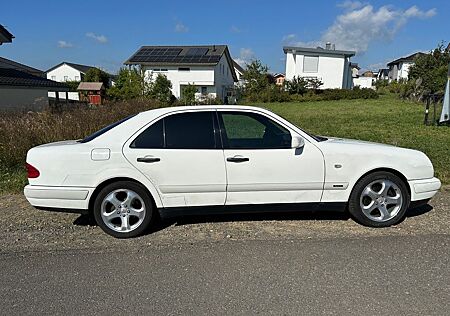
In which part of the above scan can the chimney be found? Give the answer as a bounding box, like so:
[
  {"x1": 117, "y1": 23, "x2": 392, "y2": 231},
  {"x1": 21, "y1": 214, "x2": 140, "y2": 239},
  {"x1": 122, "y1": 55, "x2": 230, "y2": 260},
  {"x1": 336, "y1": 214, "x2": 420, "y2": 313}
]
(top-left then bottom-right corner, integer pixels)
[
  {"x1": 332, "y1": 44, "x2": 335, "y2": 50},
  {"x1": 325, "y1": 42, "x2": 331, "y2": 50}
]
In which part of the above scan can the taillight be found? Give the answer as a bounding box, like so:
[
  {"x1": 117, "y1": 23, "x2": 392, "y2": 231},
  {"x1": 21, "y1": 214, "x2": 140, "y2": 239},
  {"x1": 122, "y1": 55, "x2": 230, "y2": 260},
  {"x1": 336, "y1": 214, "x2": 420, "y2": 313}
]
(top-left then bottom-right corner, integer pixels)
[{"x1": 26, "y1": 163, "x2": 40, "y2": 178}]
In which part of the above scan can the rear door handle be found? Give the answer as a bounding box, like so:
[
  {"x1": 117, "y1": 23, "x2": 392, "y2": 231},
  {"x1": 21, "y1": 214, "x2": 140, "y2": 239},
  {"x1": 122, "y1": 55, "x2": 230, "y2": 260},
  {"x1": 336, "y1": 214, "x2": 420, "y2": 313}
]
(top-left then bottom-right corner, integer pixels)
[
  {"x1": 137, "y1": 156, "x2": 160, "y2": 163},
  {"x1": 227, "y1": 156, "x2": 249, "y2": 163}
]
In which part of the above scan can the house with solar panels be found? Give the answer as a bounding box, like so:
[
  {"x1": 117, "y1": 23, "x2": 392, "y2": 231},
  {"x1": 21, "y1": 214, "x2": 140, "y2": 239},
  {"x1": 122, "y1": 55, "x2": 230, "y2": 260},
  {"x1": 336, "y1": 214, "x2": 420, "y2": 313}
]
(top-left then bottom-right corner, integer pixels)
[{"x1": 125, "y1": 45, "x2": 237, "y2": 102}]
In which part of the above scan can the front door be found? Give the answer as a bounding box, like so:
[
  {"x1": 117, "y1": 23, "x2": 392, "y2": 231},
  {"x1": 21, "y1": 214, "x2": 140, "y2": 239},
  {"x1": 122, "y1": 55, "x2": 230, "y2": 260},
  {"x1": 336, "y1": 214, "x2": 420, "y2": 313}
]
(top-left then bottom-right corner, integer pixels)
[
  {"x1": 218, "y1": 110, "x2": 324, "y2": 205},
  {"x1": 123, "y1": 111, "x2": 226, "y2": 208}
]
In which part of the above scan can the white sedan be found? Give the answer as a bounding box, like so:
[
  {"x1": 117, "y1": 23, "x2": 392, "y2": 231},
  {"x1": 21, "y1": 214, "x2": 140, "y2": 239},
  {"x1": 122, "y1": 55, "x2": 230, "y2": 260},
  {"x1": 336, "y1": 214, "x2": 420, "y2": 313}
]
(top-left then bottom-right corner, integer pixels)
[{"x1": 24, "y1": 106, "x2": 441, "y2": 238}]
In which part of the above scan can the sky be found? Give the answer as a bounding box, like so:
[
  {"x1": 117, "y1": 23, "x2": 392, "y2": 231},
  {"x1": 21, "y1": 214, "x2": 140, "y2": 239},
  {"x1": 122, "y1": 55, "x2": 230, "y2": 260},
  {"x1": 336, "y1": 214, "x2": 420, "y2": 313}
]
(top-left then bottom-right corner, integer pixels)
[{"x1": 1, "y1": 0, "x2": 448, "y2": 74}]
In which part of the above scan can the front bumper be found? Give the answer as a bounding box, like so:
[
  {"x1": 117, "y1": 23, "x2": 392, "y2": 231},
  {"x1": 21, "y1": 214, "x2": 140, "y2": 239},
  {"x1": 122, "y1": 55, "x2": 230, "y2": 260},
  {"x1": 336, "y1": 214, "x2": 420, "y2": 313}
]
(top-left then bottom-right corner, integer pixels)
[
  {"x1": 24, "y1": 185, "x2": 93, "y2": 210},
  {"x1": 408, "y1": 177, "x2": 441, "y2": 201}
]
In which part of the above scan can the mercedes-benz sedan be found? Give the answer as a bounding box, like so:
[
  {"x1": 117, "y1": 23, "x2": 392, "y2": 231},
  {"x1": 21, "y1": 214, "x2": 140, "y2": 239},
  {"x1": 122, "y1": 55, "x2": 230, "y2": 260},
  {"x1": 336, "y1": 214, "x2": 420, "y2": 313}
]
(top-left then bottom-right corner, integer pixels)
[{"x1": 24, "y1": 106, "x2": 441, "y2": 238}]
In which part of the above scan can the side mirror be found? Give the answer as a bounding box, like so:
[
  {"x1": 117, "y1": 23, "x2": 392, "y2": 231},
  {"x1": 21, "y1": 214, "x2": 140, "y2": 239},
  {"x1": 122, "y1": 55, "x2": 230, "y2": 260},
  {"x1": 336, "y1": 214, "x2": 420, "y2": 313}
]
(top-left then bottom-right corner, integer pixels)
[{"x1": 291, "y1": 135, "x2": 305, "y2": 148}]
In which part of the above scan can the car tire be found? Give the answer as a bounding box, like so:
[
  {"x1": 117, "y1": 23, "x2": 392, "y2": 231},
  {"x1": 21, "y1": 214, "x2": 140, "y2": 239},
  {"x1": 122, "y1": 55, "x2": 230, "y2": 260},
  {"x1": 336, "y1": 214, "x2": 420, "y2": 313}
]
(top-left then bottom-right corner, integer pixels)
[
  {"x1": 348, "y1": 171, "x2": 410, "y2": 227},
  {"x1": 93, "y1": 181, "x2": 154, "y2": 238}
]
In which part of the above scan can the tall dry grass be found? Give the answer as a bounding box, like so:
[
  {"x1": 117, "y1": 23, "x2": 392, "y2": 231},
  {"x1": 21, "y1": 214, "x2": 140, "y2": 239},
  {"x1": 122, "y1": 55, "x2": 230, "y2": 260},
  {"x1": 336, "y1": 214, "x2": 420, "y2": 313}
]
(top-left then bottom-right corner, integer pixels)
[{"x1": 0, "y1": 100, "x2": 166, "y2": 170}]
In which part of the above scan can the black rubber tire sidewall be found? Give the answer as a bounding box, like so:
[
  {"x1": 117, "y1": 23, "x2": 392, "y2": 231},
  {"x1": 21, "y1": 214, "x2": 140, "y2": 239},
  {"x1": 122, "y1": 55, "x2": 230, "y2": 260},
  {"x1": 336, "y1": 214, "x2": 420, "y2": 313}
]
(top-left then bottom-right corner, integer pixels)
[
  {"x1": 93, "y1": 181, "x2": 154, "y2": 238},
  {"x1": 348, "y1": 171, "x2": 410, "y2": 227}
]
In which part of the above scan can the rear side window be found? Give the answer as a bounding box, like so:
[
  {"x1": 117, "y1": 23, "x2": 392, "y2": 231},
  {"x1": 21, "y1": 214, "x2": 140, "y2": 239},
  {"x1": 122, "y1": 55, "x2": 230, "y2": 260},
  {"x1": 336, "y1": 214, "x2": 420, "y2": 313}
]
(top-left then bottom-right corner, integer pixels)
[
  {"x1": 130, "y1": 119, "x2": 164, "y2": 148},
  {"x1": 130, "y1": 111, "x2": 218, "y2": 149},
  {"x1": 165, "y1": 112, "x2": 217, "y2": 149}
]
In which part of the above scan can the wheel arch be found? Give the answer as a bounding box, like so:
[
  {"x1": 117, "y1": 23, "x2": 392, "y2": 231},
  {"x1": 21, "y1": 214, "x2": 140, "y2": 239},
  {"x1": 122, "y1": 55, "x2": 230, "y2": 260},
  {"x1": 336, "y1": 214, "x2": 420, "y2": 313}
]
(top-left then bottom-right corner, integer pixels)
[
  {"x1": 88, "y1": 177, "x2": 159, "y2": 213},
  {"x1": 351, "y1": 167, "x2": 411, "y2": 197}
]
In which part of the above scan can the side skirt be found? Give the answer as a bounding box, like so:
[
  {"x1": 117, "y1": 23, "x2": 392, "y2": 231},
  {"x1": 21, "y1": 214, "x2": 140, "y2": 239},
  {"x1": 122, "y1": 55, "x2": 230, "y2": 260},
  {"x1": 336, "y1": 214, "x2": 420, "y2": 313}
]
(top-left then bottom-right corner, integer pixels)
[{"x1": 158, "y1": 202, "x2": 347, "y2": 219}]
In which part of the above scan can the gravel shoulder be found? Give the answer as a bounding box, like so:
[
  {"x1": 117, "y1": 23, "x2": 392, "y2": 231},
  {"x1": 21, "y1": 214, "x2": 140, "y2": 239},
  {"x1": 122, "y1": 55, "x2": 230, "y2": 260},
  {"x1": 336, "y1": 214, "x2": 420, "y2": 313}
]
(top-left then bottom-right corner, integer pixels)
[{"x1": 1, "y1": 187, "x2": 449, "y2": 254}]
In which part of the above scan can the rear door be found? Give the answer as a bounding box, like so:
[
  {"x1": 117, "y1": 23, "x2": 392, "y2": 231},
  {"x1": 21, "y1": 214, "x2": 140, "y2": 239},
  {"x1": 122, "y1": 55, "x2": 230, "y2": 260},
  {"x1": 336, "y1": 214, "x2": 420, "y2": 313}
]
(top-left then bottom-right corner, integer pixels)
[
  {"x1": 123, "y1": 110, "x2": 226, "y2": 208},
  {"x1": 218, "y1": 110, "x2": 324, "y2": 205}
]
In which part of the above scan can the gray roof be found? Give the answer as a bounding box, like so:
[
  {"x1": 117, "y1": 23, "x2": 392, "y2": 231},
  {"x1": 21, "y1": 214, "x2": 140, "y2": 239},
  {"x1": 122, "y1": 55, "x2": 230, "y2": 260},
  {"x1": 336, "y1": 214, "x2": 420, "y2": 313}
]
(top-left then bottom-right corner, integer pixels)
[
  {"x1": 46, "y1": 62, "x2": 95, "y2": 74},
  {"x1": 233, "y1": 60, "x2": 245, "y2": 74},
  {"x1": 125, "y1": 45, "x2": 237, "y2": 81},
  {"x1": 0, "y1": 57, "x2": 44, "y2": 77},
  {"x1": 77, "y1": 82, "x2": 104, "y2": 91},
  {"x1": 0, "y1": 24, "x2": 14, "y2": 44},
  {"x1": 387, "y1": 52, "x2": 425, "y2": 66},
  {"x1": 283, "y1": 46, "x2": 355, "y2": 57},
  {"x1": 0, "y1": 68, "x2": 68, "y2": 90}
]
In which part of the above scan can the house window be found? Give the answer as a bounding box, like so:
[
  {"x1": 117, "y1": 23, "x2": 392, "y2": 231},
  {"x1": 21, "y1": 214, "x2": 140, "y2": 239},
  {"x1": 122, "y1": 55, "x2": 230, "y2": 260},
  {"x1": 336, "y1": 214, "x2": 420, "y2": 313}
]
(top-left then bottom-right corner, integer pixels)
[
  {"x1": 51, "y1": 76, "x2": 56, "y2": 81},
  {"x1": 303, "y1": 55, "x2": 319, "y2": 73},
  {"x1": 178, "y1": 67, "x2": 190, "y2": 71},
  {"x1": 160, "y1": 68, "x2": 168, "y2": 72},
  {"x1": 64, "y1": 76, "x2": 68, "y2": 81},
  {"x1": 75, "y1": 76, "x2": 80, "y2": 81},
  {"x1": 201, "y1": 87, "x2": 207, "y2": 95}
]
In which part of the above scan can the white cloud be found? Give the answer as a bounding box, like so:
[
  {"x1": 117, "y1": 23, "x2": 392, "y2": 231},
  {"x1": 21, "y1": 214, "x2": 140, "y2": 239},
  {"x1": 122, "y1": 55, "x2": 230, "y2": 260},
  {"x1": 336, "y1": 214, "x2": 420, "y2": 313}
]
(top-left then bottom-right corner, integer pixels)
[
  {"x1": 283, "y1": 4, "x2": 437, "y2": 55},
  {"x1": 175, "y1": 21, "x2": 189, "y2": 33},
  {"x1": 234, "y1": 48, "x2": 255, "y2": 66},
  {"x1": 338, "y1": 1, "x2": 365, "y2": 11},
  {"x1": 57, "y1": 40, "x2": 73, "y2": 48},
  {"x1": 86, "y1": 32, "x2": 108, "y2": 44}
]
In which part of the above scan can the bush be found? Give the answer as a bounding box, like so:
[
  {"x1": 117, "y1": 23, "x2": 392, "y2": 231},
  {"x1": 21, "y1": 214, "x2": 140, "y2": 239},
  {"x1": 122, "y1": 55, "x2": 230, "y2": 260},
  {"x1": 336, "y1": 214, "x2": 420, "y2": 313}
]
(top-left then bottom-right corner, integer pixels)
[{"x1": 0, "y1": 100, "x2": 166, "y2": 172}]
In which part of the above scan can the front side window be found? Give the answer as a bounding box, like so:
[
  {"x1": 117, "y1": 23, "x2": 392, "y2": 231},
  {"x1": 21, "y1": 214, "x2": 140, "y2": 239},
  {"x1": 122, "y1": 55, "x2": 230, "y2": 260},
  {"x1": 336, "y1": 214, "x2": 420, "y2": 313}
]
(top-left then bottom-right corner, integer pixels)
[
  {"x1": 219, "y1": 112, "x2": 292, "y2": 149},
  {"x1": 131, "y1": 112, "x2": 218, "y2": 149}
]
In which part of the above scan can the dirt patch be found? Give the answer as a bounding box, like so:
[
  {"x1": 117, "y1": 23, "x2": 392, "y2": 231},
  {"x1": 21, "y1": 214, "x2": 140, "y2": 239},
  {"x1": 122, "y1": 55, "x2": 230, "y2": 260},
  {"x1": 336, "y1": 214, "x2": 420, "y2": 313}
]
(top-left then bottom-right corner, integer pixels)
[{"x1": 1, "y1": 187, "x2": 449, "y2": 253}]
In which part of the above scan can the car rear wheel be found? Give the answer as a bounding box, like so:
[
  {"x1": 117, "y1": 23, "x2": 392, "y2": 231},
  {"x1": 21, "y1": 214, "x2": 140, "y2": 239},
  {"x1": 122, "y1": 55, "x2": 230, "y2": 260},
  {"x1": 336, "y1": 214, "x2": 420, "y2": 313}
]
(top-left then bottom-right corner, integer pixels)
[
  {"x1": 93, "y1": 181, "x2": 154, "y2": 238},
  {"x1": 348, "y1": 171, "x2": 410, "y2": 227}
]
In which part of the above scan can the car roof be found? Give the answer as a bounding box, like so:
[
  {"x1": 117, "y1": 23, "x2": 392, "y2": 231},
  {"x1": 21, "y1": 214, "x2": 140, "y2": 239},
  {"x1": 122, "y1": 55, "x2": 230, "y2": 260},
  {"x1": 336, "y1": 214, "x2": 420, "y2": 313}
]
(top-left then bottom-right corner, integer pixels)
[{"x1": 137, "y1": 105, "x2": 269, "y2": 119}]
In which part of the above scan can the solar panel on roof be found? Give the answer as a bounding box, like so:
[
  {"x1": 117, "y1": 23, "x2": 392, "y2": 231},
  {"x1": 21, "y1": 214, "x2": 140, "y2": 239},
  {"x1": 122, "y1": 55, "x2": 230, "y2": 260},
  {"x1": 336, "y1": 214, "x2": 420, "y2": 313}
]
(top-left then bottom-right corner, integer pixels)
[{"x1": 186, "y1": 47, "x2": 209, "y2": 56}]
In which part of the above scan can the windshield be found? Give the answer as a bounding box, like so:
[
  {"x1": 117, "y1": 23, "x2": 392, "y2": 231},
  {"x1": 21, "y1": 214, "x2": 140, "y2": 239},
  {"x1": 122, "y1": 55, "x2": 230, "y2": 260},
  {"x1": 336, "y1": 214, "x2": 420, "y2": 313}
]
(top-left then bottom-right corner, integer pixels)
[{"x1": 78, "y1": 115, "x2": 136, "y2": 143}]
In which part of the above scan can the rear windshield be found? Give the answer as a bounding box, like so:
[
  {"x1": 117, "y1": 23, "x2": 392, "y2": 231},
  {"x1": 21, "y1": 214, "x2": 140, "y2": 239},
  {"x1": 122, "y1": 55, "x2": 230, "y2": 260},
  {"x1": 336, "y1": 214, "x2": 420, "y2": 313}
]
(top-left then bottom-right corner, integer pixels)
[{"x1": 78, "y1": 115, "x2": 135, "y2": 143}]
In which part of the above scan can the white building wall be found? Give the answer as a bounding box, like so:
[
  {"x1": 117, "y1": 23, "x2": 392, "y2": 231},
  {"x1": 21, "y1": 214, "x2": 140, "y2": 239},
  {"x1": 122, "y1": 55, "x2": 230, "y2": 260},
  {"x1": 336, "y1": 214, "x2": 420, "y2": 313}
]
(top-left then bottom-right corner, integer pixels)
[
  {"x1": 398, "y1": 62, "x2": 413, "y2": 80},
  {"x1": 285, "y1": 52, "x2": 349, "y2": 89},
  {"x1": 144, "y1": 66, "x2": 215, "y2": 99},
  {"x1": 46, "y1": 64, "x2": 82, "y2": 82},
  {"x1": 353, "y1": 77, "x2": 374, "y2": 89},
  {"x1": 214, "y1": 54, "x2": 235, "y2": 101}
]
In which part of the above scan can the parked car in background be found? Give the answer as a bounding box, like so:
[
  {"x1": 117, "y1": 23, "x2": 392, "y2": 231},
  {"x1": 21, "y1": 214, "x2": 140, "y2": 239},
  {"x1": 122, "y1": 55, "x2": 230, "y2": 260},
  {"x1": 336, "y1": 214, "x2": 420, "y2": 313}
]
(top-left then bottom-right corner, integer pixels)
[{"x1": 24, "y1": 106, "x2": 441, "y2": 238}]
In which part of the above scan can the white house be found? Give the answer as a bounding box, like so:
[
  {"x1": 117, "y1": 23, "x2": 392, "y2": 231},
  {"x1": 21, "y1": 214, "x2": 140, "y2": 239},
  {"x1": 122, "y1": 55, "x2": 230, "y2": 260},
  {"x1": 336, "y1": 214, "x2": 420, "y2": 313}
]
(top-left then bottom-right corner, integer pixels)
[
  {"x1": 46, "y1": 62, "x2": 96, "y2": 82},
  {"x1": 124, "y1": 45, "x2": 237, "y2": 102},
  {"x1": 387, "y1": 52, "x2": 424, "y2": 81},
  {"x1": 283, "y1": 43, "x2": 355, "y2": 89}
]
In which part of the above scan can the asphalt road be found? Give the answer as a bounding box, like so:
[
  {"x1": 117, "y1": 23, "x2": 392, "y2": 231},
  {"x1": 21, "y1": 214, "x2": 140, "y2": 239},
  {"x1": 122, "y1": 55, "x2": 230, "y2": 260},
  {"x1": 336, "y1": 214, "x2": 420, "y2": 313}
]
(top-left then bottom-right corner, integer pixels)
[
  {"x1": 1, "y1": 189, "x2": 450, "y2": 315},
  {"x1": 1, "y1": 235, "x2": 449, "y2": 315}
]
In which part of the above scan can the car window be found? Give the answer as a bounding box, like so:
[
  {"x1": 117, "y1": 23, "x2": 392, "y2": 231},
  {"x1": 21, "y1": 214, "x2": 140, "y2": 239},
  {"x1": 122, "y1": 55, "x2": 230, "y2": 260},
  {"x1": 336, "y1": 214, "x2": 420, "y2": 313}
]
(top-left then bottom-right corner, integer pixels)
[
  {"x1": 165, "y1": 112, "x2": 217, "y2": 149},
  {"x1": 219, "y1": 112, "x2": 292, "y2": 149},
  {"x1": 130, "y1": 119, "x2": 164, "y2": 148},
  {"x1": 79, "y1": 115, "x2": 135, "y2": 143}
]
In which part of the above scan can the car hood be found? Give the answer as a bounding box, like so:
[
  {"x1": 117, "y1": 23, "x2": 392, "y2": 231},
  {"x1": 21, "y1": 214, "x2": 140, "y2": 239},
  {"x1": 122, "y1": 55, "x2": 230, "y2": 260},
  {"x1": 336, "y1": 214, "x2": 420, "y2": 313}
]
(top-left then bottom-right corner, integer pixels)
[
  {"x1": 316, "y1": 137, "x2": 434, "y2": 180},
  {"x1": 323, "y1": 137, "x2": 395, "y2": 148}
]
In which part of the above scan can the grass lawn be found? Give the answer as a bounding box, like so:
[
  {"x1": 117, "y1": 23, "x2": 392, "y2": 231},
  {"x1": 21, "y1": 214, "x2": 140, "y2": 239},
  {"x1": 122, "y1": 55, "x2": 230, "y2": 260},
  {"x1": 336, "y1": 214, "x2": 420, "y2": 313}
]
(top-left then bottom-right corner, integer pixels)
[
  {"x1": 255, "y1": 94, "x2": 449, "y2": 184},
  {"x1": 1, "y1": 93, "x2": 448, "y2": 194}
]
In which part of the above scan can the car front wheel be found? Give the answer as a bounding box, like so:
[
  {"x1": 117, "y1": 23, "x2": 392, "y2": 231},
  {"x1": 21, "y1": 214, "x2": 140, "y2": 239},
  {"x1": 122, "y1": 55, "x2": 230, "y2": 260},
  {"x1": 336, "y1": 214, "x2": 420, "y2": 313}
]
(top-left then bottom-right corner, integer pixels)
[
  {"x1": 93, "y1": 181, "x2": 154, "y2": 238},
  {"x1": 348, "y1": 171, "x2": 410, "y2": 227}
]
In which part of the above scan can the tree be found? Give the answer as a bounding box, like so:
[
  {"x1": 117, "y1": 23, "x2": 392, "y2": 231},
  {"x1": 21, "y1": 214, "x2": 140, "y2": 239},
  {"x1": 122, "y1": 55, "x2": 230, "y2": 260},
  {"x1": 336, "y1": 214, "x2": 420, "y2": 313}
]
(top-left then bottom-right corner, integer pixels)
[
  {"x1": 83, "y1": 68, "x2": 110, "y2": 88},
  {"x1": 181, "y1": 84, "x2": 197, "y2": 105},
  {"x1": 107, "y1": 67, "x2": 151, "y2": 101},
  {"x1": 408, "y1": 43, "x2": 450, "y2": 95},
  {"x1": 242, "y1": 60, "x2": 270, "y2": 95},
  {"x1": 150, "y1": 74, "x2": 173, "y2": 104}
]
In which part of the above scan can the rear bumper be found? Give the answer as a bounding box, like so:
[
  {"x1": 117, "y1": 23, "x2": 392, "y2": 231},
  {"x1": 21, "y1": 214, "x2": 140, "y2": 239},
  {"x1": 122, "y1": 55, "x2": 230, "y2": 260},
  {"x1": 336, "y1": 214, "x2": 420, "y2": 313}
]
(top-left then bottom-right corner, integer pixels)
[
  {"x1": 24, "y1": 185, "x2": 93, "y2": 210},
  {"x1": 408, "y1": 177, "x2": 441, "y2": 201}
]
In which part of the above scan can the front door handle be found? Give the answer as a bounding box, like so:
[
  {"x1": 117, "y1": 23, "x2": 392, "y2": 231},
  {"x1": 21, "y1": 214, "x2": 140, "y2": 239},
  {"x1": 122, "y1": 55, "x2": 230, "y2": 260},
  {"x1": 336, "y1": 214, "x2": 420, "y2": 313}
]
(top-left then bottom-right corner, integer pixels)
[
  {"x1": 227, "y1": 156, "x2": 249, "y2": 163},
  {"x1": 137, "y1": 156, "x2": 161, "y2": 163}
]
